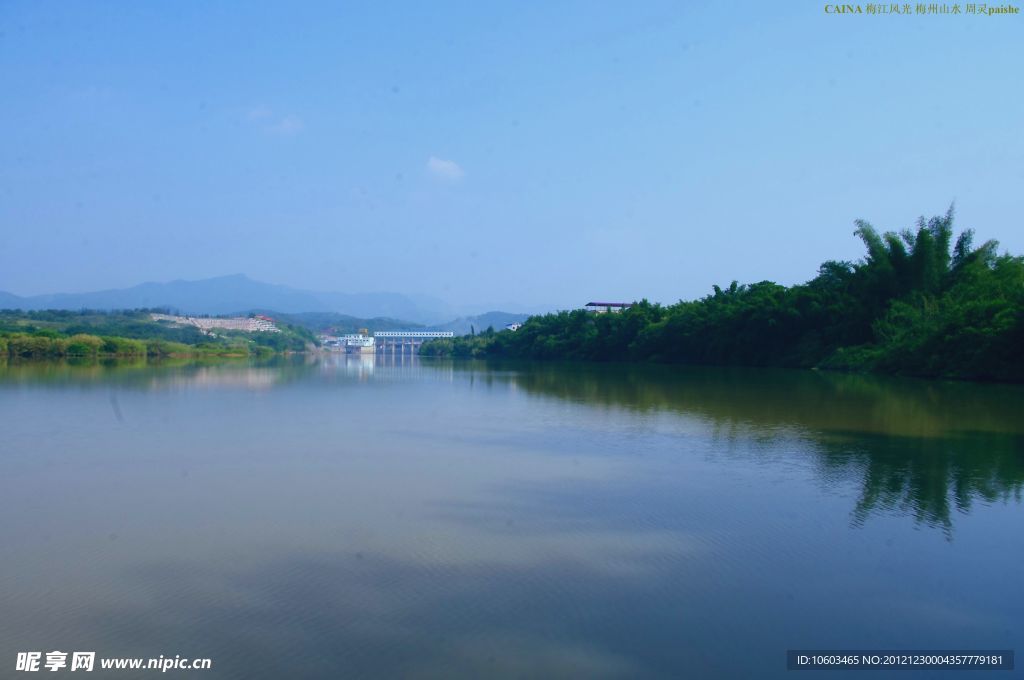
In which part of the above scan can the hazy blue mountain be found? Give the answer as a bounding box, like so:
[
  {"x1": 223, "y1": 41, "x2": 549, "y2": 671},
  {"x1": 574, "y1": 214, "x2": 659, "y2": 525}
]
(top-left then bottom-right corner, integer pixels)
[
  {"x1": 274, "y1": 310, "x2": 531, "y2": 335},
  {"x1": 0, "y1": 275, "x2": 489, "y2": 325},
  {"x1": 313, "y1": 290, "x2": 452, "y2": 325},
  {"x1": 0, "y1": 291, "x2": 25, "y2": 309},
  {"x1": 432, "y1": 311, "x2": 530, "y2": 335}
]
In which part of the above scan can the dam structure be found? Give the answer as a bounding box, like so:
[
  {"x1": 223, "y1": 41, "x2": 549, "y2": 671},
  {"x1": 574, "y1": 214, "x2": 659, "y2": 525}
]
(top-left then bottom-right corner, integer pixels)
[{"x1": 373, "y1": 331, "x2": 454, "y2": 353}]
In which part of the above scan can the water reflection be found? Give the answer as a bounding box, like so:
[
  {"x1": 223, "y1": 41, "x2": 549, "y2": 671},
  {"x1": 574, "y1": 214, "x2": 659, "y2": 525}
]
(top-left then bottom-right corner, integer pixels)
[
  {"x1": 459, "y1": 361, "x2": 1024, "y2": 437},
  {"x1": 0, "y1": 356, "x2": 313, "y2": 390},
  {"x1": 440, "y1": 361, "x2": 1024, "y2": 534},
  {"x1": 838, "y1": 432, "x2": 1023, "y2": 533},
  {"x1": 4, "y1": 356, "x2": 1021, "y2": 534},
  {"x1": 0, "y1": 354, "x2": 445, "y2": 391}
]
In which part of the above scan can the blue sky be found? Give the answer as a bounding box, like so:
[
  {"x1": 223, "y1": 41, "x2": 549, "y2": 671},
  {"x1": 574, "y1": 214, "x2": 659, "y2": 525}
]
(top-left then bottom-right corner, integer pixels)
[{"x1": 1, "y1": 1, "x2": 1021, "y2": 311}]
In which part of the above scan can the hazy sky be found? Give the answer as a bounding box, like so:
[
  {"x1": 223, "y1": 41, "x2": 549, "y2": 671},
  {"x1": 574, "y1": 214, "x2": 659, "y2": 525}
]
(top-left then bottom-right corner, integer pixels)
[{"x1": 2, "y1": 1, "x2": 1021, "y2": 310}]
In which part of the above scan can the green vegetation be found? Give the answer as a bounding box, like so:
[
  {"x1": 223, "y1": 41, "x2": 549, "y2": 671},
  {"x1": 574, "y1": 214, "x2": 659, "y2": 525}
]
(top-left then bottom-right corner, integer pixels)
[
  {"x1": 0, "y1": 309, "x2": 318, "y2": 359},
  {"x1": 1, "y1": 309, "x2": 208, "y2": 343},
  {"x1": 259, "y1": 311, "x2": 419, "y2": 336},
  {"x1": 422, "y1": 207, "x2": 1024, "y2": 381}
]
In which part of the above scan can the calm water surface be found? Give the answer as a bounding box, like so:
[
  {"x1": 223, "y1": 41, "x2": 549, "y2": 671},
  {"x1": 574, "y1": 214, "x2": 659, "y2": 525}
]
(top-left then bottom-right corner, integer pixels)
[{"x1": 1, "y1": 356, "x2": 1022, "y2": 678}]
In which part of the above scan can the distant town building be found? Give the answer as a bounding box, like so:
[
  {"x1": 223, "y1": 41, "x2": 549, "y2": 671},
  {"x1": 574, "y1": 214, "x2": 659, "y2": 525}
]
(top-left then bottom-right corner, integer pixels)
[
  {"x1": 504, "y1": 323, "x2": 523, "y2": 332},
  {"x1": 584, "y1": 302, "x2": 633, "y2": 313}
]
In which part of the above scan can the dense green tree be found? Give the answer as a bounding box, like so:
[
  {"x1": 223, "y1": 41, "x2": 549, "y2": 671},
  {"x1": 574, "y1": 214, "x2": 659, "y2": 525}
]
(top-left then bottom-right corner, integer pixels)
[{"x1": 423, "y1": 207, "x2": 1023, "y2": 382}]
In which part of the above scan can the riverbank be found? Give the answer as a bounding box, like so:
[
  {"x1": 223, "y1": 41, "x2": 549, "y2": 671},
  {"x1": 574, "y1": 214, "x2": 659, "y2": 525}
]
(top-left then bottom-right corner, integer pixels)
[
  {"x1": 0, "y1": 310, "x2": 319, "y2": 359},
  {"x1": 0, "y1": 333, "x2": 253, "y2": 358}
]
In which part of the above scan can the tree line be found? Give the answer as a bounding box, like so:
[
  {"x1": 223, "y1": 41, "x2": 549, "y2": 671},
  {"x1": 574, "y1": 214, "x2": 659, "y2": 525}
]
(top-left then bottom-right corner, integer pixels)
[{"x1": 421, "y1": 207, "x2": 1023, "y2": 381}]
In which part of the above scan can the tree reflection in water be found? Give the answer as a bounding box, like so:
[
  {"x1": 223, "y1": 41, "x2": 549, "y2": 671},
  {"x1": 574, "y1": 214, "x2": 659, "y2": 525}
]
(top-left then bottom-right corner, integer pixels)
[{"x1": 447, "y1": 360, "x2": 1024, "y2": 535}]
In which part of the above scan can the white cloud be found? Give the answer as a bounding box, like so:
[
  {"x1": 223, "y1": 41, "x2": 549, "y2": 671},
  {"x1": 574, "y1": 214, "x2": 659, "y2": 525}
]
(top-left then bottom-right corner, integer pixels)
[
  {"x1": 426, "y1": 156, "x2": 464, "y2": 181},
  {"x1": 246, "y1": 107, "x2": 303, "y2": 136},
  {"x1": 246, "y1": 106, "x2": 273, "y2": 121},
  {"x1": 268, "y1": 114, "x2": 303, "y2": 136}
]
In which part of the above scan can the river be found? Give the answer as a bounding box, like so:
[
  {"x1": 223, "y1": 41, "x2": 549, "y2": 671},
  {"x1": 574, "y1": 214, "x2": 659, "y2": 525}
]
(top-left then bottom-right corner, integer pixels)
[{"x1": 1, "y1": 355, "x2": 1021, "y2": 678}]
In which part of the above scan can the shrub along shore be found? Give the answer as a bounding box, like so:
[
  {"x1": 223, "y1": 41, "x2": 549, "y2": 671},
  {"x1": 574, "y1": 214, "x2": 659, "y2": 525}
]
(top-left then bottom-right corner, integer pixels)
[
  {"x1": 0, "y1": 310, "x2": 318, "y2": 359},
  {"x1": 421, "y1": 208, "x2": 1024, "y2": 382},
  {"x1": 0, "y1": 333, "x2": 256, "y2": 358}
]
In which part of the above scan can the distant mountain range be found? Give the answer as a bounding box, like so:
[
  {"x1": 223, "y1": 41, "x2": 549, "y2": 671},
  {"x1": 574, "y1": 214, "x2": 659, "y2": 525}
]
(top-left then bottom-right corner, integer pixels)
[
  {"x1": 432, "y1": 311, "x2": 529, "y2": 335},
  {"x1": 263, "y1": 310, "x2": 530, "y2": 335},
  {"x1": 0, "y1": 274, "x2": 533, "y2": 328}
]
